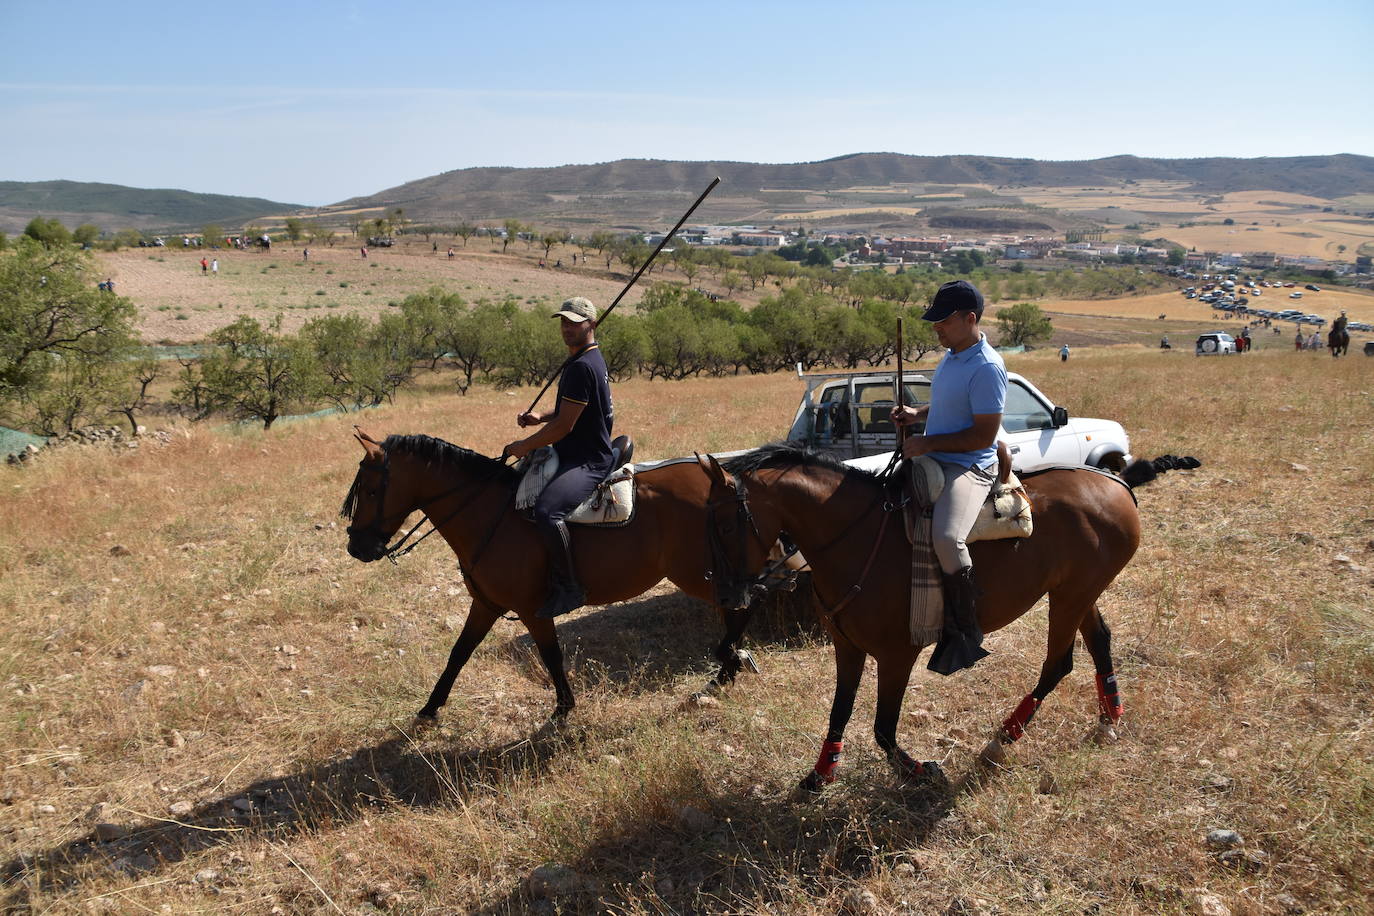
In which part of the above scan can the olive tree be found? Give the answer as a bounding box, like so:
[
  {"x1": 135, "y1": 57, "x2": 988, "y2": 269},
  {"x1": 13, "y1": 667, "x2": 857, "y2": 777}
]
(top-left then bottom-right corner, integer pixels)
[
  {"x1": 0, "y1": 240, "x2": 138, "y2": 433},
  {"x1": 994, "y1": 302, "x2": 1054, "y2": 348},
  {"x1": 183, "y1": 316, "x2": 320, "y2": 429}
]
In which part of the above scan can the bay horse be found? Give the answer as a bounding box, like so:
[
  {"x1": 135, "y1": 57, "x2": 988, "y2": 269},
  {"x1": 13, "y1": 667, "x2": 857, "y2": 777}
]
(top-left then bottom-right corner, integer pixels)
[
  {"x1": 698, "y1": 446, "x2": 1174, "y2": 792},
  {"x1": 1328, "y1": 326, "x2": 1350, "y2": 357},
  {"x1": 342, "y1": 429, "x2": 757, "y2": 725}
]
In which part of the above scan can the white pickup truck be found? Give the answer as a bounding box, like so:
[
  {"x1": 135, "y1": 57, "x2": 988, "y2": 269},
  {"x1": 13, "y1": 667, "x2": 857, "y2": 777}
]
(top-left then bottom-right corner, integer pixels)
[{"x1": 785, "y1": 368, "x2": 1133, "y2": 475}]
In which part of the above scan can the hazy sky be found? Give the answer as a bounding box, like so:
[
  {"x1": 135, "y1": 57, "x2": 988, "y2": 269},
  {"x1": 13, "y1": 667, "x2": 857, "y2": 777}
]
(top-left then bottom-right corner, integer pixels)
[{"x1": 2, "y1": 0, "x2": 1371, "y2": 206}]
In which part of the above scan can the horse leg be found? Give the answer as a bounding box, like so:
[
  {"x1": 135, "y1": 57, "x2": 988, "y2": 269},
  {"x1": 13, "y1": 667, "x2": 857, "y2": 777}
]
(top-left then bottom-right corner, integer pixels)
[
  {"x1": 873, "y1": 651, "x2": 939, "y2": 782},
  {"x1": 706, "y1": 606, "x2": 758, "y2": 693},
  {"x1": 800, "y1": 634, "x2": 865, "y2": 793},
  {"x1": 524, "y1": 617, "x2": 576, "y2": 721},
  {"x1": 979, "y1": 599, "x2": 1079, "y2": 765},
  {"x1": 416, "y1": 599, "x2": 501, "y2": 725},
  {"x1": 1080, "y1": 605, "x2": 1124, "y2": 742}
]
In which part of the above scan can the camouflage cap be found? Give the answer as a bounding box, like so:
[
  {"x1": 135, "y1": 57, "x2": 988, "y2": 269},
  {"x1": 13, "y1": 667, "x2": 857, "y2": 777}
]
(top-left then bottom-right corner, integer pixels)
[{"x1": 554, "y1": 296, "x2": 597, "y2": 323}]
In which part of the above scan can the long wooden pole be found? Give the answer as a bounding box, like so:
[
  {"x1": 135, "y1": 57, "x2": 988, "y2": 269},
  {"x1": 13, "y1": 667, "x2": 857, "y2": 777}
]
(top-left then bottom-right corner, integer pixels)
[
  {"x1": 523, "y1": 177, "x2": 721, "y2": 414},
  {"x1": 895, "y1": 317, "x2": 907, "y2": 446}
]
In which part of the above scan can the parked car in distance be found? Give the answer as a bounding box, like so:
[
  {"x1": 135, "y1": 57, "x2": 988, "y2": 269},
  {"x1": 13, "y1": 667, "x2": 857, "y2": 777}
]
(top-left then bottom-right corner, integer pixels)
[
  {"x1": 1305, "y1": 284, "x2": 1321, "y2": 292},
  {"x1": 1196, "y1": 332, "x2": 1237, "y2": 355},
  {"x1": 1290, "y1": 292, "x2": 1304, "y2": 299},
  {"x1": 784, "y1": 368, "x2": 1133, "y2": 475}
]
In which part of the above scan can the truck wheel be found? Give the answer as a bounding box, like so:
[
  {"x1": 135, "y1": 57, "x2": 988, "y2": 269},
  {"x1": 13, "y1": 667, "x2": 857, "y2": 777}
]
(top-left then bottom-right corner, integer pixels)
[{"x1": 1094, "y1": 452, "x2": 1127, "y2": 473}]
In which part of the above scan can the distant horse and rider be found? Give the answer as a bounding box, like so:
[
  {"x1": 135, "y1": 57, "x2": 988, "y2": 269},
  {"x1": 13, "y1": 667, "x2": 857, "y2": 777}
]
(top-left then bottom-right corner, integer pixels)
[{"x1": 1328, "y1": 310, "x2": 1350, "y2": 357}]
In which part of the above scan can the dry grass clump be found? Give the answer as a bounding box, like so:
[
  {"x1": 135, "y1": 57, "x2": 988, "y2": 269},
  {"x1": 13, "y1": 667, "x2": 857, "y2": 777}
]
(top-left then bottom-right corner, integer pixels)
[{"x1": 1, "y1": 348, "x2": 1371, "y2": 913}]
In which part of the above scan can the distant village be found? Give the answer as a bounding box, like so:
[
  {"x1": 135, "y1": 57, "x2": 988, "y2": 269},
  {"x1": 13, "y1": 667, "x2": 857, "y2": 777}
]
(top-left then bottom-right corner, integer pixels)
[{"x1": 647, "y1": 226, "x2": 1369, "y2": 278}]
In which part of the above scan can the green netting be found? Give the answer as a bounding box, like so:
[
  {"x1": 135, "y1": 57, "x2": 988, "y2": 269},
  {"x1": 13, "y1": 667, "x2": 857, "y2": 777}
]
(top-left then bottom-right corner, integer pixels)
[
  {"x1": 146, "y1": 345, "x2": 209, "y2": 360},
  {"x1": 0, "y1": 426, "x2": 49, "y2": 458}
]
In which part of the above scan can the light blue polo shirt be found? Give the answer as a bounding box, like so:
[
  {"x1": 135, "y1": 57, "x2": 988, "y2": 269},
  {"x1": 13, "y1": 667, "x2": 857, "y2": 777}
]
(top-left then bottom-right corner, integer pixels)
[{"x1": 925, "y1": 333, "x2": 1007, "y2": 469}]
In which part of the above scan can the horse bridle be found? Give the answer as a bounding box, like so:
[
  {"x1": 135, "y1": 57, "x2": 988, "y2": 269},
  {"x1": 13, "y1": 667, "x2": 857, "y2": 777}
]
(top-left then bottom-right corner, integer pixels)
[
  {"x1": 344, "y1": 452, "x2": 504, "y2": 564},
  {"x1": 704, "y1": 474, "x2": 784, "y2": 608},
  {"x1": 704, "y1": 467, "x2": 894, "y2": 612}
]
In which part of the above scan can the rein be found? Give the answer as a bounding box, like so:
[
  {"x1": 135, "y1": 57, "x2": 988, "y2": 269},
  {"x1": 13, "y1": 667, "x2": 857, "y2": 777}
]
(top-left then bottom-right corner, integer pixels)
[
  {"x1": 345, "y1": 452, "x2": 509, "y2": 565},
  {"x1": 706, "y1": 466, "x2": 893, "y2": 612}
]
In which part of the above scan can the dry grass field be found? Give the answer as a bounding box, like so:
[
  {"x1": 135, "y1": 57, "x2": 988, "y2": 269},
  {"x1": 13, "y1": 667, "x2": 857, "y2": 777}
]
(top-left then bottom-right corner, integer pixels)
[
  {"x1": 97, "y1": 242, "x2": 650, "y2": 342},
  {"x1": 2, "y1": 346, "x2": 1371, "y2": 914}
]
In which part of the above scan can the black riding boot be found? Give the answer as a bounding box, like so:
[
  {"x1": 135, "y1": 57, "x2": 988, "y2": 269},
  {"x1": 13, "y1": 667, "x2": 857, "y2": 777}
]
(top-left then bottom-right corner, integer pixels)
[
  {"x1": 927, "y1": 566, "x2": 990, "y2": 676},
  {"x1": 536, "y1": 520, "x2": 586, "y2": 619}
]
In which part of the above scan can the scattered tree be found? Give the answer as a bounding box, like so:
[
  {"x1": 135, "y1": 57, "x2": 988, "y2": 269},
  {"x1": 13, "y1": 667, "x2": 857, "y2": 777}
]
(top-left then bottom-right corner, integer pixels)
[
  {"x1": 23, "y1": 217, "x2": 72, "y2": 249},
  {"x1": 994, "y1": 302, "x2": 1054, "y2": 347},
  {"x1": 72, "y1": 223, "x2": 101, "y2": 247},
  {"x1": 0, "y1": 240, "x2": 138, "y2": 433},
  {"x1": 189, "y1": 316, "x2": 319, "y2": 429}
]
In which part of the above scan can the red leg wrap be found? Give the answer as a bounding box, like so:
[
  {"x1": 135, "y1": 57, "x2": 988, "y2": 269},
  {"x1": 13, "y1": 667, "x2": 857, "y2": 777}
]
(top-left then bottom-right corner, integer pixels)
[
  {"x1": 889, "y1": 747, "x2": 926, "y2": 779},
  {"x1": 1001, "y1": 694, "x2": 1041, "y2": 742},
  {"x1": 1096, "y1": 672, "x2": 1123, "y2": 723},
  {"x1": 812, "y1": 739, "x2": 843, "y2": 783}
]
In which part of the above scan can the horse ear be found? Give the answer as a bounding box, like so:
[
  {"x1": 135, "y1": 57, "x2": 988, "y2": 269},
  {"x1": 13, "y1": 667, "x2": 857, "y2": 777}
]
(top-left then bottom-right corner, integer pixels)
[
  {"x1": 696, "y1": 452, "x2": 728, "y2": 486},
  {"x1": 353, "y1": 426, "x2": 384, "y2": 460}
]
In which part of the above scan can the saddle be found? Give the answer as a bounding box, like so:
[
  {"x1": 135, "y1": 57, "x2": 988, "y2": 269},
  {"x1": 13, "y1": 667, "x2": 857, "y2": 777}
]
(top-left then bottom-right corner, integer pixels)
[
  {"x1": 901, "y1": 456, "x2": 1033, "y2": 647},
  {"x1": 904, "y1": 456, "x2": 1033, "y2": 545},
  {"x1": 514, "y1": 435, "x2": 637, "y2": 526}
]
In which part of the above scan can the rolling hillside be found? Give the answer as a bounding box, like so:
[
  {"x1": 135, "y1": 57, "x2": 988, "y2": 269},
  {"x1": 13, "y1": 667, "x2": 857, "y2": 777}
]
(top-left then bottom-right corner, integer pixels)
[
  {"x1": 325, "y1": 153, "x2": 1374, "y2": 228},
  {"x1": 0, "y1": 180, "x2": 304, "y2": 234}
]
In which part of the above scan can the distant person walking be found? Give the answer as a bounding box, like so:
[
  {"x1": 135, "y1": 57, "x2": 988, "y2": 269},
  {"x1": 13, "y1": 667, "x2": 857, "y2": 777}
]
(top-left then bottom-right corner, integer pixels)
[
  {"x1": 303, "y1": 248, "x2": 309, "y2": 261},
  {"x1": 201, "y1": 256, "x2": 208, "y2": 275},
  {"x1": 361, "y1": 246, "x2": 368, "y2": 259},
  {"x1": 211, "y1": 258, "x2": 218, "y2": 275},
  {"x1": 1295, "y1": 328, "x2": 1304, "y2": 351},
  {"x1": 1059, "y1": 344, "x2": 1070, "y2": 362}
]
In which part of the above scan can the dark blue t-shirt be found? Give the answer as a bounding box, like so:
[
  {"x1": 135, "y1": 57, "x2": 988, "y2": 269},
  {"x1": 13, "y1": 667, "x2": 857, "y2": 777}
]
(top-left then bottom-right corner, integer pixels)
[{"x1": 554, "y1": 344, "x2": 614, "y2": 468}]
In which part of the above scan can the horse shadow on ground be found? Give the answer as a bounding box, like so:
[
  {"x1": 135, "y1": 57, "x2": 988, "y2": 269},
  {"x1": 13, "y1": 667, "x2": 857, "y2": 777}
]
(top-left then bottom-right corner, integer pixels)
[
  {"x1": 1, "y1": 719, "x2": 968, "y2": 910},
  {"x1": 498, "y1": 574, "x2": 823, "y2": 694},
  {"x1": 0, "y1": 578, "x2": 853, "y2": 906},
  {"x1": 474, "y1": 769, "x2": 957, "y2": 914},
  {"x1": 2, "y1": 719, "x2": 963, "y2": 912},
  {"x1": 1, "y1": 724, "x2": 589, "y2": 901}
]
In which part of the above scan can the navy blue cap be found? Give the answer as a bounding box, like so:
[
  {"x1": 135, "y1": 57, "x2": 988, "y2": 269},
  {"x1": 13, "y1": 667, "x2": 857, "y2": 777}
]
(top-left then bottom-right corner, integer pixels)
[{"x1": 921, "y1": 280, "x2": 985, "y2": 322}]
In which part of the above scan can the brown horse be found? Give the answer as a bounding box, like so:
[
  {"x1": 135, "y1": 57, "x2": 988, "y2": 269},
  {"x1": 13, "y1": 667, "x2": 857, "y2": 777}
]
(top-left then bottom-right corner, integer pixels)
[
  {"x1": 1328, "y1": 326, "x2": 1350, "y2": 357},
  {"x1": 699, "y1": 445, "x2": 1170, "y2": 792},
  {"x1": 342, "y1": 430, "x2": 757, "y2": 724}
]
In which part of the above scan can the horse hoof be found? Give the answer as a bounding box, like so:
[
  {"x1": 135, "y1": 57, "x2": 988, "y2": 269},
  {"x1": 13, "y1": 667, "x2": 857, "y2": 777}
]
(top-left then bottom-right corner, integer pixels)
[
  {"x1": 411, "y1": 712, "x2": 439, "y2": 732},
  {"x1": 1090, "y1": 720, "x2": 1119, "y2": 746},
  {"x1": 799, "y1": 770, "x2": 831, "y2": 794},
  {"x1": 977, "y1": 737, "x2": 1008, "y2": 768},
  {"x1": 736, "y1": 649, "x2": 760, "y2": 675}
]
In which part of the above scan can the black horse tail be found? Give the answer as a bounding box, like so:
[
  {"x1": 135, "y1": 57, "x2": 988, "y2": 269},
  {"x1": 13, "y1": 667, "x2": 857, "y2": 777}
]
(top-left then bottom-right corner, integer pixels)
[{"x1": 1121, "y1": 454, "x2": 1202, "y2": 489}]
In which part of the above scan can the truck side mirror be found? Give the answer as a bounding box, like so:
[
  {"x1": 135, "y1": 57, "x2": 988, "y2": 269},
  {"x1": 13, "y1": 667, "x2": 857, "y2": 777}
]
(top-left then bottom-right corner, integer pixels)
[{"x1": 1052, "y1": 406, "x2": 1069, "y2": 428}]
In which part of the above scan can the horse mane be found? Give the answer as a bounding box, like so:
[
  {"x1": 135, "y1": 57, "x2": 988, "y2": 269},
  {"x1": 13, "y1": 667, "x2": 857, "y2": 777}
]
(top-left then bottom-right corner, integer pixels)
[
  {"x1": 722, "y1": 442, "x2": 878, "y2": 481},
  {"x1": 340, "y1": 434, "x2": 516, "y2": 519}
]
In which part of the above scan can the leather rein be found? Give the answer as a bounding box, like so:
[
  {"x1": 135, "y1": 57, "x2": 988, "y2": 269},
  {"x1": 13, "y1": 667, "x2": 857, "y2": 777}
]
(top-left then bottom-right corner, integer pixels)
[
  {"x1": 705, "y1": 466, "x2": 898, "y2": 617},
  {"x1": 344, "y1": 452, "x2": 509, "y2": 565}
]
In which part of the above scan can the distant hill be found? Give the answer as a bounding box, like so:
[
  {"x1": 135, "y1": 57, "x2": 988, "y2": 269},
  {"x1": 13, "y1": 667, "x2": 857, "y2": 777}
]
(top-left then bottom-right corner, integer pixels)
[
  {"x1": 326, "y1": 153, "x2": 1374, "y2": 229},
  {"x1": 0, "y1": 180, "x2": 304, "y2": 234}
]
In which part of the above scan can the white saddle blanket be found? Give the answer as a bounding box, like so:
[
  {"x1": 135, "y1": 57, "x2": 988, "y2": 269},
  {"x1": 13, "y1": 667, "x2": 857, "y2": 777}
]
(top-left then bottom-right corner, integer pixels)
[
  {"x1": 514, "y1": 446, "x2": 636, "y2": 526},
  {"x1": 907, "y1": 455, "x2": 1033, "y2": 541}
]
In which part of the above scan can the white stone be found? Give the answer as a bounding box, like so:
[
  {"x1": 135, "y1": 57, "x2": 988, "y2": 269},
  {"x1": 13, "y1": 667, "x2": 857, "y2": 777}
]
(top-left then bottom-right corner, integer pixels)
[{"x1": 528, "y1": 863, "x2": 580, "y2": 898}]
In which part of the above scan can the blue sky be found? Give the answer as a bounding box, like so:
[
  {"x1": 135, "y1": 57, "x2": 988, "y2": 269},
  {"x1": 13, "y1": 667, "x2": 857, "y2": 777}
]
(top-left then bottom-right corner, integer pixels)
[{"x1": 2, "y1": 0, "x2": 1371, "y2": 206}]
